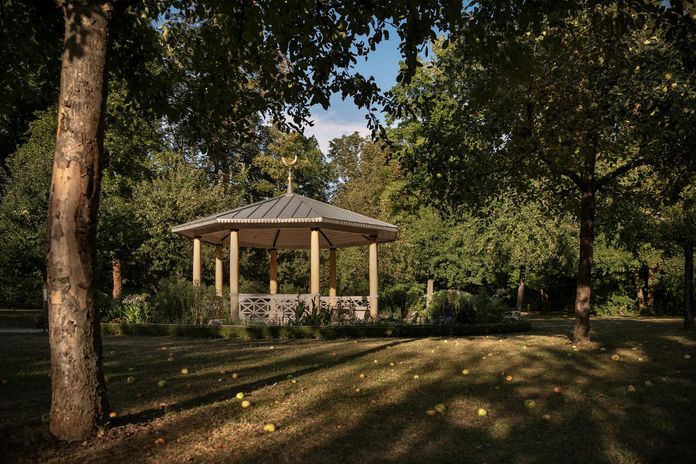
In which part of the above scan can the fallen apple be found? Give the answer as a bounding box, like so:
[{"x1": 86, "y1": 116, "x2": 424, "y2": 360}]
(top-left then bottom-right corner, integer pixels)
[
  {"x1": 263, "y1": 423, "x2": 276, "y2": 432},
  {"x1": 426, "y1": 409, "x2": 437, "y2": 416},
  {"x1": 611, "y1": 355, "x2": 620, "y2": 361},
  {"x1": 109, "y1": 411, "x2": 118, "y2": 419},
  {"x1": 126, "y1": 376, "x2": 135, "y2": 384},
  {"x1": 524, "y1": 399, "x2": 536, "y2": 409},
  {"x1": 359, "y1": 373, "x2": 366, "y2": 379},
  {"x1": 241, "y1": 400, "x2": 251, "y2": 408},
  {"x1": 434, "y1": 403, "x2": 446, "y2": 414},
  {"x1": 462, "y1": 369, "x2": 470, "y2": 375},
  {"x1": 505, "y1": 375, "x2": 513, "y2": 382},
  {"x1": 154, "y1": 437, "x2": 165, "y2": 445},
  {"x1": 232, "y1": 373, "x2": 239, "y2": 379},
  {"x1": 157, "y1": 380, "x2": 166, "y2": 388},
  {"x1": 413, "y1": 374, "x2": 420, "y2": 380},
  {"x1": 477, "y1": 408, "x2": 488, "y2": 417},
  {"x1": 236, "y1": 392, "x2": 245, "y2": 400},
  {"x1": 181, "y1": 368, "x2": 189, "y2": 375},
  {"x1": 553, "y1": 387, "x2": 562, "y2": 394}
]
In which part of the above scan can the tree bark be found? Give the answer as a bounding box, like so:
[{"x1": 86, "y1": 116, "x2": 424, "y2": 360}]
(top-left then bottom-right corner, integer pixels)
[
  {"x1": 47, "y1": 0, "x2": 114, "y2": 442},
  {"x1": 111, "y1": 258, "x2": 122, "y2": 300},
  {"x1": 516, "y1": 267, "x2": 525, "y2": 311},
  {"x1": 634, "y1": 268, "x2": 645, "y2": 314},
  {"x1": 685, "y1": 242, "x2": 694, "y2": 329},
  {"x1": 646, "y1": 264, "x2": 658, "y2": 314},
  {"x1": 574, "y1": 189, "x2": 595, "y2": 343}
]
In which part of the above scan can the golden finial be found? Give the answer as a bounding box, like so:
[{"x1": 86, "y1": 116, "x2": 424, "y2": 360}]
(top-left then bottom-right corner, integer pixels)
[{"x1": 281, "y1": 155, "x2": 298, "y2": 195}]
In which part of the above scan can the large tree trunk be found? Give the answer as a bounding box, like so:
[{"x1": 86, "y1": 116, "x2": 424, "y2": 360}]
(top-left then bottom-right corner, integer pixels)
[
  {"x1": 574, "y1": 189, "x2": 595, "y2": 343},
  {"x1": 47, "y1": 0, "x2": 114, "y2": 442},
  {"x1": 685, "y1": 242, "x2": 694, "y2": 330},
  {"x1": 634, "y1": 268, "x2": 645, "y2": 314},
  {"x1": 516, "y1": 267, "x2": 525, "y2": 311},
  {"x1": 112, "y1": 258, "x2": 122, "y2": 300}
]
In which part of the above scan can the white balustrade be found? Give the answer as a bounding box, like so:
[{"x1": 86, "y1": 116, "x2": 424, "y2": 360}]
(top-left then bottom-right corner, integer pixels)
[{"x1": 238, "y1": 294, "x2": 370, "y2": 324}]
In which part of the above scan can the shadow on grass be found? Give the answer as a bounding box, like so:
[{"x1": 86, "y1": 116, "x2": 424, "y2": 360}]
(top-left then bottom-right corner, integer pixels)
[
  {"x1": 2, "y1": 318, "x2": 695, "y2": 463},
  {"x1": 117, "y1": 338, "x2": 417, "y2": 426}
]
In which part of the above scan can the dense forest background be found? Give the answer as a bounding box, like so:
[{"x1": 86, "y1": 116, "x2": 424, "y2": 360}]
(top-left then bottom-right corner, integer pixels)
[{"x1": 0, "y1": 0, "x2": 693, "y2": 318}]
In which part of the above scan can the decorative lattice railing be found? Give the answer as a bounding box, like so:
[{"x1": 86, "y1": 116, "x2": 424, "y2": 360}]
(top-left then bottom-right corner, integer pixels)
[{"x1": 238, "y1": 294, "x2": 370, "y2": 324}]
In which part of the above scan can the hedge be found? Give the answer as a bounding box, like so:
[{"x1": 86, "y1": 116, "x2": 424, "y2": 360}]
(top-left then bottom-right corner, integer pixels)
[{"x1": 101, "y1": 320, "x2": 531, "y2": 340}]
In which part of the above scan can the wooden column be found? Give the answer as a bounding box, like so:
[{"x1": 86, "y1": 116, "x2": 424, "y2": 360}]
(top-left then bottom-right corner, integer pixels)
[
  {"x1": 329, "y1": 248, "x2": 337, "y2": 307},
  {"x1": 269, "y1": 249, "x2": 278, "y2": 294},
  {"x1": 229, "y1": 230, "x2": 239, "y2": 320},
  {"x1": 269, "y1": 248, "x2": 279, "y2": 320},
  {"x1": 310, "y1": 229, "x2": 320, "y2": 308},
  {"x1": 369, "y1": 236, "x2": 378, "y2": 319},
  {"x1": 192, "y1": 236, "x2": 201, "y2": 287},
  {"x1": 215, "y1": 244, "x2": 223, "y2": 297}
]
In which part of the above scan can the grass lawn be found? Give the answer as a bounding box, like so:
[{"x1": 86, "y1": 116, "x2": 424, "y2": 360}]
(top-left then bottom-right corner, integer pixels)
[{"x1": 1, "y1": 316, "x2": 695, "y2": 463}]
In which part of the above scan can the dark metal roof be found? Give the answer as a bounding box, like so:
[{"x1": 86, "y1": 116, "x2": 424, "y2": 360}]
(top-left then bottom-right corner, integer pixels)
[{"x1": 172, "y1": 193, "x2": 398, "y2": 249}]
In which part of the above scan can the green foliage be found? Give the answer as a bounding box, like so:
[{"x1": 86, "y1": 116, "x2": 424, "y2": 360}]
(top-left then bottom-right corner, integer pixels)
[
  {"x1": 429, "y1": 289, "x2": 507, "y2": 324},
  {"x1": 107, "y1": 294, "x2": 151, "y2": 324},
  {"x1": 289, "y1": 300, "x2": 333, "y2": 326},
  {"x1": 150, "y1": 276, "x2": 228, "y2": 325},
  {"x1": 380, "y1": 283, "x2": 425, "y2": 320},
  {"x1": 594, "y1": 293, "x2": 637, "y2": 317}
]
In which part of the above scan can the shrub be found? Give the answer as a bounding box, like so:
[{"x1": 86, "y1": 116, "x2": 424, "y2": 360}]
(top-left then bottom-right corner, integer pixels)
[
  {"x1": 107, "y1": 293, "x2": 151, "y2": 323},
  {"x1": 380, "y1": 283, "x2": 425, "y2": 320},
  {"x1": 151, "y1": 276, "x2": 229, "y2": 324},
  {"x1": 595, "y1": 293, "x2": 637, "y2": 316},
  {"x1": 288, "y1": 300, "x2": 333, "y2": 326},
  {"x1": 429, "y1": 289, "x2": 506, "y2": 324}
]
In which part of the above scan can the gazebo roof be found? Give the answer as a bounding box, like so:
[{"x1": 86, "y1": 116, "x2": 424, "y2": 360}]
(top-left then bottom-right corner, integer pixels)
[{"x1": 172, "y1": 193, "x2": 398, "y2": 249}]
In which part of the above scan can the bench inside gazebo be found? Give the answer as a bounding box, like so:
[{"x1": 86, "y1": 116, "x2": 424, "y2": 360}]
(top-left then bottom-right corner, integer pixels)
[{"x1": 172, "y1": 178, "x2": 398, "y2": 325}]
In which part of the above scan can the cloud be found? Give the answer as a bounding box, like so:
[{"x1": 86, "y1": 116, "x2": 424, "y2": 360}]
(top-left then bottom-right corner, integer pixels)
[{"x1": 303, "y1": 113, "x2": 371, "y2": 154}]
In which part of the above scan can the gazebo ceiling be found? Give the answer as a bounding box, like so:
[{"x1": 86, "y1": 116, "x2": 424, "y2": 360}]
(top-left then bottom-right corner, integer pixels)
[{"x1": 172, "y1": 193, "x2": 398, "y2": 249}]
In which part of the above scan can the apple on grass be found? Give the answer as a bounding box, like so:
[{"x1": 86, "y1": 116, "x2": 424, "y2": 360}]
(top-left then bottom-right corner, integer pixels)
[{"x1": 263, "y1": 423, "x2": 276, "y2": 432}]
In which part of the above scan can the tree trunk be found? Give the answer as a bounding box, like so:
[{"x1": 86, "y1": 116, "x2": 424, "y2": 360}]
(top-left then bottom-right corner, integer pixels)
[
  {"x1": 539, "y1": 288, "x2": 550, "y2": 312},
  {"x1": 646, "y1": 264, "x2": 658, "y2": 314},
  {"x1": 574, "y1": 189, "x2": 595, "y2": 343},
  {"x1": 516, "y1": 267, "x2": 525, "y2": 311},
  {"x1": 634, "y1": 268, "x2": 645, "y2": 314},
  {"x1": 685, "y1": 242, "x2": 694, "y2": 330},
  {"x1": 47, "y1": 0, "x2": 114, "y2": 442},
  {"x1": 112, "y1": 258, "x2": 122, "y2": 300}
]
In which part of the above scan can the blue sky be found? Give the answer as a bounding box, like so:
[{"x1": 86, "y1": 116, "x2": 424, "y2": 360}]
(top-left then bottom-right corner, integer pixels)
[{"x1": 303, "y1": 34, "x2": 402, "y2": 153}]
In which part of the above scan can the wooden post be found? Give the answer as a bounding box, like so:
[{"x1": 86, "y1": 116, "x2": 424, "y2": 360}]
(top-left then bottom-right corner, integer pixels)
[
  {"x1": 269, "y1": 248, "x2": 279, "y2": 321},
  {"x1": 193, "y1": 236, "x2": 201, "y2": 287},
  {"x1": 215, "y1": 244, "x2": 223, "y2": 297},
  {"x1": 229, "y1": 230, "x2": 239, "y2": 320},
  {"x1": 369, "y1": 236, "x2": 378, "y2": 319},
  {"x1": 329, "y1": 248, "x2": 337, "y2": 308},
  {"x1": 426, "y1": 279, "x2": 434, "y2": 309},
  {"x1": 310, "y1": 229, "x2": 320, "y2": 308},
  {"x1": 269, "y1": 249, "x2": 278, "y2": 294}
]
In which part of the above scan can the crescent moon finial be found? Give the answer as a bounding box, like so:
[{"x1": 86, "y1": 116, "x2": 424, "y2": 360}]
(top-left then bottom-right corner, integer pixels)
[
  {"x1": 281, "y1": 155, "x2": 299, "y2": 194},
  {"x1": 281, "y1": 155, "x2": 298, "y2": 167}
]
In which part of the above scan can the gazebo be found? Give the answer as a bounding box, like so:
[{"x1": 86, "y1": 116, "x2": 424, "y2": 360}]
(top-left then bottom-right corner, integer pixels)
[{"x1": 172, "y1": 175, "x2": 398, "y2": 324}]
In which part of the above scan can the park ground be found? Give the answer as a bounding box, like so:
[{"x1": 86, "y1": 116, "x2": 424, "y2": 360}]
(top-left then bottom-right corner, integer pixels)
[{"x1": 1, "y1": 312, "x2": 695, "y2": 463}]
